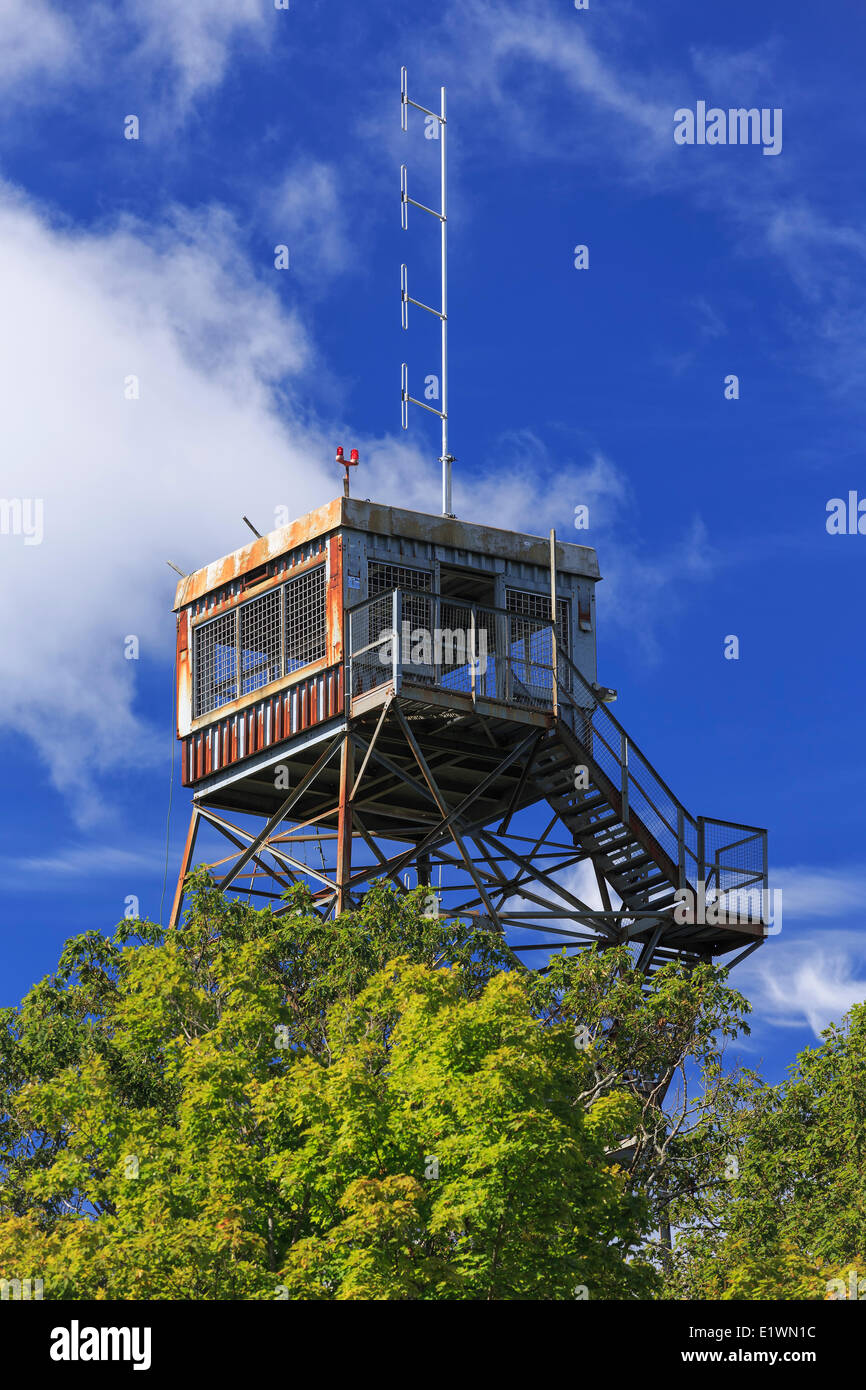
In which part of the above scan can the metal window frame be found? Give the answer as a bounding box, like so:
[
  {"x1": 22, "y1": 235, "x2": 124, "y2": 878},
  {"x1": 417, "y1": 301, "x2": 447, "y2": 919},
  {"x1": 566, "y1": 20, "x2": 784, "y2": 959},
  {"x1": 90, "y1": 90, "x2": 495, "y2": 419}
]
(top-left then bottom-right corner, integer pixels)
[
  {"x1": 192, "y1": 561, "x2": 328, "y2": 720},
  {"x1": 505, "y1": 585, "x2": 571, "y2": 653},
  {"x1": 284, "y1": 563, "x2": 328, "y2": 674},
  {"x1": 192, "y1": 607, "x2": 239, "y2": 720}
]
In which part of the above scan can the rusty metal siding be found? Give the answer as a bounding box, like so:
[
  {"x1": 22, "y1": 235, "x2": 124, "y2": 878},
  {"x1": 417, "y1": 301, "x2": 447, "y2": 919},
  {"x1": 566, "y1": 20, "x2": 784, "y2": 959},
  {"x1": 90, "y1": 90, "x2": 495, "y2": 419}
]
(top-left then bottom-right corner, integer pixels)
[
  {"x1": 187, "y1": 539, "x2": 328, "y2": 626},
  {"x1": 173, "y1": 498, "x2": 343, "y2": 611},
  {"x1": 176, "y1": 608, "x2": 191, "y2": 737},
  {"x1": 326, "y1": 534, "x2": 343, "y2": 666},
  {"x1": 174, "y1": 498, "x2": 599, "y2": 614},
  {"x1": 181, "y1": 662, "x2": 344, "y2": 786}
]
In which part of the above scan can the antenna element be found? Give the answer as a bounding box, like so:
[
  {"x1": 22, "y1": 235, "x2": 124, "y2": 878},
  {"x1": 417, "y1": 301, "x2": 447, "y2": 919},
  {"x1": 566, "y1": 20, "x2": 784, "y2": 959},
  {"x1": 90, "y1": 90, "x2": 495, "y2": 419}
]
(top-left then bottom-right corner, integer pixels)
[{"x1": 400, "y1": 66, "x2": 455, "y2": 517}]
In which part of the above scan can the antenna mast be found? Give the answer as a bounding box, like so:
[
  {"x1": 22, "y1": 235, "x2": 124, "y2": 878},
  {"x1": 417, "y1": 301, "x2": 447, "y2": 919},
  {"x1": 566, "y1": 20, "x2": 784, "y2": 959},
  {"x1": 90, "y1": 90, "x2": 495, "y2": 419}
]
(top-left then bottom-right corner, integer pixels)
[{"x1": 400, "y1": 67, "x2": 454, "y2": 517}]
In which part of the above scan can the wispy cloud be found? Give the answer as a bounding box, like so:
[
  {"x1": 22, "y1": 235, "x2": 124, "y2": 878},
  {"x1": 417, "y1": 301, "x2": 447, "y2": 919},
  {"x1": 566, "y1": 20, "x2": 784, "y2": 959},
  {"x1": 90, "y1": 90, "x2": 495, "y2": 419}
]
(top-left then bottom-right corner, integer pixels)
[
  {"x1": 737, "y1": 928, "x2": 866, "y2": 1037},
  {"x1": 426, "y1": 0, "x2": 866, "y2": 396},
  {"x1": 267, "y1": 161, "x2": 354, "y2": 282},
  {"x1": 0, "y1": 0, "x2": 77, "y2": 92},
  {"x1": 727, "y1": 866, "x2": 866, "y2": 1038},
  {"x1": 689, "y1": 39, "x2": 783, "y2": 94},
  {"x1": 772, "y1": 865, "x2": 866, "y2": 919},
  {"x1": 0, "y1": 0, "x2": 274, "y2": 123},
  {"x1": 131, "y1": 0, "x2": 271, "y2": 111},
  {"x1": 1, "y1": 844, "x2": 160, "y2": 880},
  {"x1": 692, "y1": 295, "x2": 727, "y2": 342}
]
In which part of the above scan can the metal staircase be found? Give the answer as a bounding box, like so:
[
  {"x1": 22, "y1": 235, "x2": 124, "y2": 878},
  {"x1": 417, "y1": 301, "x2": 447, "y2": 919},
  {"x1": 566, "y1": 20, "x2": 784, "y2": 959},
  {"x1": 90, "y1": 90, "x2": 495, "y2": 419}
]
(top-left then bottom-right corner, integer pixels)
[{"x1": 347, "y1": 586, "x2": 770, "y2": 974}]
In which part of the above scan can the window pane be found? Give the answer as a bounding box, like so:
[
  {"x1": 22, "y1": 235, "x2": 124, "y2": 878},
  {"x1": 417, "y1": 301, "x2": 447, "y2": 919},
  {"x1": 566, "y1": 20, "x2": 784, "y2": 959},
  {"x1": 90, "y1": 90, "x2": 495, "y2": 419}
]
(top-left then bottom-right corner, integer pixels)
[
  {"x1": 285, "y1": 565, "x2": 326, "y2": 673},
  {"x1": 240, "y1": 588, "x2": 282, "y2": 694},
  {"x1": 367, "y1": 561, "x2": 432, "y2": 632},
  {"x1": 193, "y1": 611, "x2": 238, "y2": 717}
]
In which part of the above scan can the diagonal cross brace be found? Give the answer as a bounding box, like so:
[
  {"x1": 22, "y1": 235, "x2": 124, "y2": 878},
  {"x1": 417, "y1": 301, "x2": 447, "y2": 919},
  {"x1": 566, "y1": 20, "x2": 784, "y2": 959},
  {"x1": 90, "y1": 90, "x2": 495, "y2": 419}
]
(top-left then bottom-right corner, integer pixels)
[{"x1": 217, "y1": 734, "x2": 343, "y2": 891}]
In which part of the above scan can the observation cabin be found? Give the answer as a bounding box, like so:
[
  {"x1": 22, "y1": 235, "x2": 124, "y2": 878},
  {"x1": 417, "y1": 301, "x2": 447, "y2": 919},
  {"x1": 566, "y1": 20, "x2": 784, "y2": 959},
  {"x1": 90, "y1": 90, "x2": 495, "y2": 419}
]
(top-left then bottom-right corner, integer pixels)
[{"x1": 170, "y1": 489, "x2": 769, "y2": 979}]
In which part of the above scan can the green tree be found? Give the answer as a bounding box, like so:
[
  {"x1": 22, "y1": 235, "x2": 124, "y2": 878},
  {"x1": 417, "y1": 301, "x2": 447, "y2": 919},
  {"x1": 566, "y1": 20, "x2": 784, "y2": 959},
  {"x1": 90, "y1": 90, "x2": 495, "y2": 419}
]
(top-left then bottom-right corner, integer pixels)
[
  {"x1": 665, "y1": 1004, "x2": 866, "y2": 1300},
  {"x1": 0, "y1": 871, "x2": 748, "y2": 1300}
]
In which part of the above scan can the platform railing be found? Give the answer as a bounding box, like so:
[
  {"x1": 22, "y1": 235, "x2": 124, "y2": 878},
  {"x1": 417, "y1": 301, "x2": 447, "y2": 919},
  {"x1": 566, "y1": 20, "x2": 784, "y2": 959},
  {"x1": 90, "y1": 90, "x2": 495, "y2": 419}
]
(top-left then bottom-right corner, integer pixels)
[{"x1": 347, "y1": 587, "x2": 768, "y2": 904}]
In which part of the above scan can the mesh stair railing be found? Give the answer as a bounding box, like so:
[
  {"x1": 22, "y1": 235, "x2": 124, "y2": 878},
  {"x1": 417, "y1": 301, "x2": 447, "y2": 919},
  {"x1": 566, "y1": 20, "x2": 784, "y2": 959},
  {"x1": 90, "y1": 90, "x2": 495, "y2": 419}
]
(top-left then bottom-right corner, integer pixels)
[{"x1": 347, "y1": 588, "x2": 768, "y2": 916}]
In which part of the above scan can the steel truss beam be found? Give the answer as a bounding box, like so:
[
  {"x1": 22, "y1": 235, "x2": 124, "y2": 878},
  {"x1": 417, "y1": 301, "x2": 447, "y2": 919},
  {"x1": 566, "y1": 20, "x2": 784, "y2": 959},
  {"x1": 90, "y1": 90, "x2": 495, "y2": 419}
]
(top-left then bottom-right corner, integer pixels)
[{"x1": 170, "y1": 700, "x2": 757, "y2": 981}]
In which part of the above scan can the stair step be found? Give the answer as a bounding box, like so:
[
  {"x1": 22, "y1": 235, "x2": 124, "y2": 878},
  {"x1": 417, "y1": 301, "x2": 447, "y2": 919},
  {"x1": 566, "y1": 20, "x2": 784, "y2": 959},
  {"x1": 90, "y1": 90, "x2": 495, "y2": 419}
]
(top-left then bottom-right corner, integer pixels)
[
  {"x1": 570, "y1": 814, "x2": 624, "y2": 839},
  {"x1": 615, "y1": 869, "x2": 669, "y2": 890},
  {"x1": 601, "y1": 837, "x2": 646, "y2": 860},
  {"x1": 612, "y1": 852, "x2": 654, "y2": 872},
  {"x1": 628, "y1": 893, "x2": 677, "y2": 912},
  {"x1": 613, "y1": 871, "x2": 668, "y2": 892},
  {"x1": 606, "y1": 850, "x2": 653, "y2": 872}
]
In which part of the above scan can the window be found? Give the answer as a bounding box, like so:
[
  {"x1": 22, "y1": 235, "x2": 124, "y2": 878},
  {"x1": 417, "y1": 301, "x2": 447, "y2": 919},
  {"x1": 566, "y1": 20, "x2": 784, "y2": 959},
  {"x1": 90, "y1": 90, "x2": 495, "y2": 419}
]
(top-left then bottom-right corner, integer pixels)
[
  {"x1": 193, "y1": 611, "x2": 238, "y2": 718},
  {"x1": 505, "y1": 588, "x2": 570, "y2": 701},
  {"x1": 368, "y1": 561, "x2": 432, "y2": 632},
  {"x1": 193, "y1": 564, "x2": 326, "y2": 718},
  {"x1": 505, "y1": 588, "x2": 570, "y2": 653},
  {"x1": 240, "y1": 587, "x2": 282, "y2": 695},
  {"x1": 285, "y1": 565, "x2": 327, "y2": 673}
]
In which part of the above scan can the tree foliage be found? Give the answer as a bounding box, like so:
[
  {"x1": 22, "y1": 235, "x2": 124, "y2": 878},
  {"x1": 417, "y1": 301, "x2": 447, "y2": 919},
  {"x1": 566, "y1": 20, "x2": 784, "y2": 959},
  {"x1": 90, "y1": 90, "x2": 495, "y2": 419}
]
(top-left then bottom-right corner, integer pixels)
[
  {"x1": 664, "y1": 1004, "x2": 866, "y2": 1300},
  {"x1": 0, "y1": 871, "x2": 765, "y2": 1300}
]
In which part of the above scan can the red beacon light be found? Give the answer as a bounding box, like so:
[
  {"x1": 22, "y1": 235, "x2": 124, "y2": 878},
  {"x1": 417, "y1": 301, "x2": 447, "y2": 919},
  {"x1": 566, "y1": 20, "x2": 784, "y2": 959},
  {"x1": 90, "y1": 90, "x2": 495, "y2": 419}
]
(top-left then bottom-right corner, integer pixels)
[{"x1": 337, "y1": 445, "x2": 360, "y2": 496}]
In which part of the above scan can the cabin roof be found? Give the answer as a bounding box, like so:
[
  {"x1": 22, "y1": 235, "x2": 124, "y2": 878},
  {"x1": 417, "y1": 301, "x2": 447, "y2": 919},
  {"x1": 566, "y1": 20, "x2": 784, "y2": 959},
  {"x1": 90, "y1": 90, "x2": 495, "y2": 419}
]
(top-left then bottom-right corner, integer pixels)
[{"x1": 173, "y1": 497, "x2": 600, "y2": 611}]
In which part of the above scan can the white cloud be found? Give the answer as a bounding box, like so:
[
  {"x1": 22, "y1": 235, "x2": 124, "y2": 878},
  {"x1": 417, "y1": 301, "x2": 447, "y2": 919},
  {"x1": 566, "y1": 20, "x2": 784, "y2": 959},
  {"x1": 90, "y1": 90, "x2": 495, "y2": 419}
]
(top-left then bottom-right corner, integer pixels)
[
  {"x1": 1, "y1": 844, "x2": 160, "y2": 880},
  {"x1": 0, "y1": 180, "x2": 646, "y2": 823},
  {"x1": 0, "y1": 0, "x2": 78, "y2": 90},
  {"x1": 0, "y1": 0, "x2": 273, "y2": 119},
  {"x1": 268, "y1": 161, "x2": 353, "y2": 281},
  {"x1": 771, "y1": 866, "x2": 866, "y2": 919},
  {"x1": 0, "y1": 179, "x2": 639, "y2": 821},
  {"x1": 131, "y1": 0, "x2": 271, "y2": 109},
  {"x1": 0, "y1": 184, "x2": 332, "y2": 820},
  {"x1": 427, "y1": 0, "x2": 866, "y2": 394},
  {"x1": 689, "y1": 40, "x2": 781, "y2": 94},
  {"x1": 736, "y1": 929, "x2": 866, "y2": 1037},
  {"x1": 692, "y1": 295, "x2": 726, "y2": 341}
]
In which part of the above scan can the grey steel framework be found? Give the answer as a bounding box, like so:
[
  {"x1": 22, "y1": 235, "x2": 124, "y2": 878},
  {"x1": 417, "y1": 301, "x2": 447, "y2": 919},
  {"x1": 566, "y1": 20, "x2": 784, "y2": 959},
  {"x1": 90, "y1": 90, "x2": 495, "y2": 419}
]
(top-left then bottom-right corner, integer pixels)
[{"x1": 172, "y1": 588, "x2": 768, "y2": 987}]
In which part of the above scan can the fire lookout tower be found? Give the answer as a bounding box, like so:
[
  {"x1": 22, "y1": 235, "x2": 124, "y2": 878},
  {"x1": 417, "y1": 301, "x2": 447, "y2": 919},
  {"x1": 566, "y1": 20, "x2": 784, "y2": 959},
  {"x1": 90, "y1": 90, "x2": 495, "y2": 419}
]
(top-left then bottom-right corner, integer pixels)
[{"x1": 169, "y1": 493, "x2": 769, "y2": 977}]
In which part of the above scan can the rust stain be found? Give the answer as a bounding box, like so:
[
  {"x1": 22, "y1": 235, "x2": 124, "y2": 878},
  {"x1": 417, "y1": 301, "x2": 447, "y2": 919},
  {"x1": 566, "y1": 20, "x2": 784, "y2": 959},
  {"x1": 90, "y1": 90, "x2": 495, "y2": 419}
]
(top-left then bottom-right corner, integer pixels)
[
  {"x1": 327, "y1": 533, "x2": 343, "y2": 666},
  {"x1": 174, "y1": 494, "x2": 600, "y2": 614},
  {"x1": 181, "y1": 664, "x2": 345, "y2": 787},
  {"x1": 173, "y1": 497, "x2": 343, "y2": 611},
  {"x1": 175, "y1": 611, "x2": 191, "y2": 738}
]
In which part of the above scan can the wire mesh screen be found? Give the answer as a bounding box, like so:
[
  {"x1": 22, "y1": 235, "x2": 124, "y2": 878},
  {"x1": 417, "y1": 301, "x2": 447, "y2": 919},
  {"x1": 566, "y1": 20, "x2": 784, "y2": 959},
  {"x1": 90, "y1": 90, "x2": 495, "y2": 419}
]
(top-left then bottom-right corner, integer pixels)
[
  {"x1": 625, "y1": 757, "x2": 682, "y2": 868},
  {"x1": 192, "y1": 564, "x2": 326, "y2": 718},
  {"x1": 349, "y1": 592, "x2": 395, "y2": 696},
  {"x1": 506, "y1": 589, "x2": 570, "y2": 705},
  {"x1": 240, "y1": 588, "x2": 282, "y2": 695},
  {"x1": 435, "y1": 600, "x2": 498, "y2": 695},
  {"x1": 193, "y1": 611, "x2": 238, "y2": 717},
  {"x1": 505, "y1": 589, "x2": 570, "y2": 651},
  {"x1": 285, "y1": 566, "x2": 326, "y2": 674},
  {"x1": 701, "y1": 818, "x2": 766, "y2": 897},
  {"x1": 368, "y1": 562, "x2": 432, "y2": 632}
]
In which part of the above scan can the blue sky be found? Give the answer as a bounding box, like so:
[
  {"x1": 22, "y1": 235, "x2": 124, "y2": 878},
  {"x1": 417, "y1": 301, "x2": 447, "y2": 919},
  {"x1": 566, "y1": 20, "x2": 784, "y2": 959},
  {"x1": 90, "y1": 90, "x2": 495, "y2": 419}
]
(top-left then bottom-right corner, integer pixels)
[{"x1": 1, "y1": 0, "x2": 865, "y2": 1083}]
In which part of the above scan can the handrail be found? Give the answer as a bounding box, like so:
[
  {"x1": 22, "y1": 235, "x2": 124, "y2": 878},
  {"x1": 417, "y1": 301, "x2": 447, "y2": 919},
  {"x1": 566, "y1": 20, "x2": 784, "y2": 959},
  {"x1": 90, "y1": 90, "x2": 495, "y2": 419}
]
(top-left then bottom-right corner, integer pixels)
[
  {"x1": 347, "y1": 586, "x2": 767, "y2": 901},
  {"x1": 554, "y1": 644, "x2": 699, "y2": 832}
]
